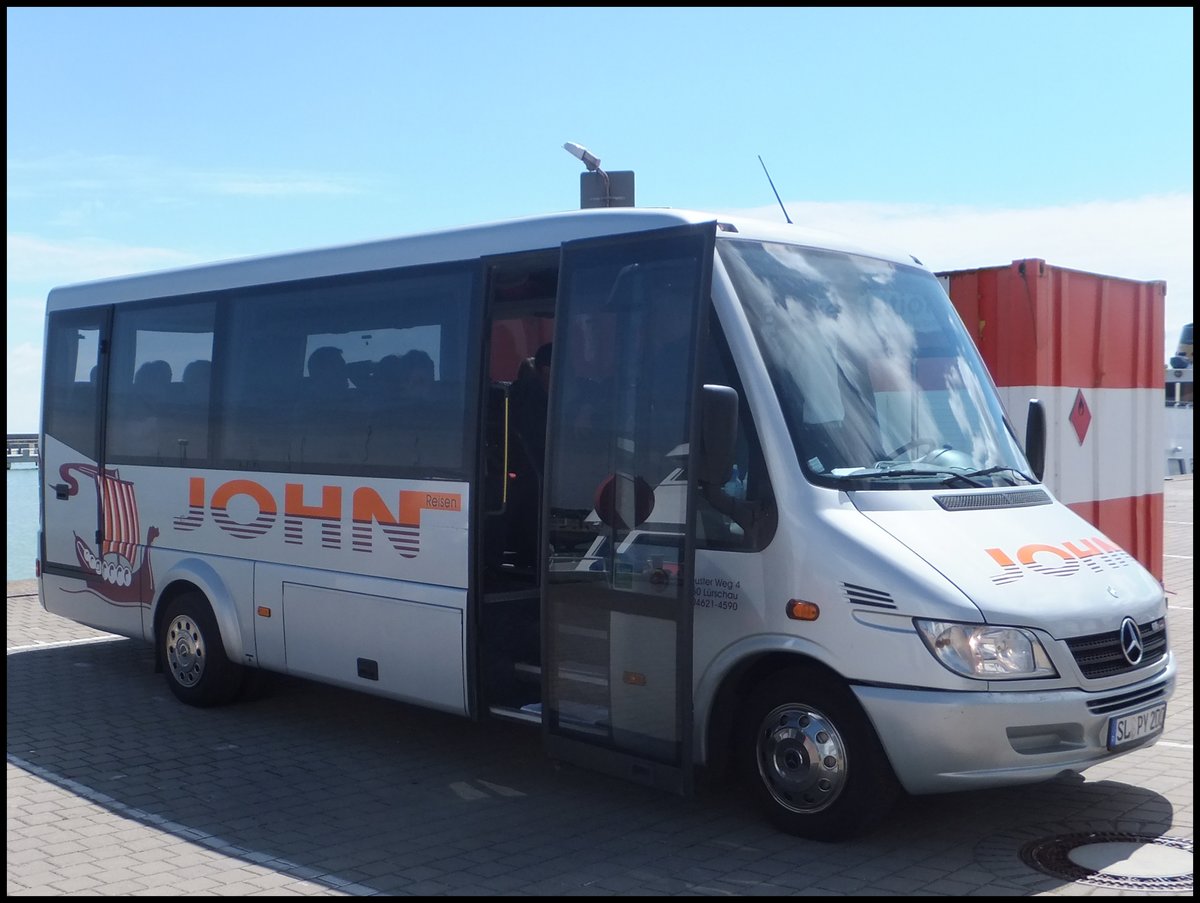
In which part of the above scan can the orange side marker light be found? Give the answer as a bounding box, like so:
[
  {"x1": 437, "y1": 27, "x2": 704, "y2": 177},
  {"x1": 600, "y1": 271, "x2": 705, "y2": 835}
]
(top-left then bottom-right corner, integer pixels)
[{"x1": 786, "y1": 600, "x2": 820, "y2": 621}]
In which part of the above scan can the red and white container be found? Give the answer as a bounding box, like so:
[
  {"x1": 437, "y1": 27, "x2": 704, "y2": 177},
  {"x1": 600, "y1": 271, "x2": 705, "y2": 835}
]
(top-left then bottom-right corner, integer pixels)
[{"x1": 939, "y1": 259, "x2": 1166, "y2": 581}]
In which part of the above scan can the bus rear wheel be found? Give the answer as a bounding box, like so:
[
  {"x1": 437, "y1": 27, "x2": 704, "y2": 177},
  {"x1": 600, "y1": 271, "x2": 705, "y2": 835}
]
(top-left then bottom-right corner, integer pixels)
[
  {"x1": 737, "y1": 667, "x2": 898, "y2": 841},
  {"x1": 161, "y1": 592, "x2": 244, "y2": 707}
]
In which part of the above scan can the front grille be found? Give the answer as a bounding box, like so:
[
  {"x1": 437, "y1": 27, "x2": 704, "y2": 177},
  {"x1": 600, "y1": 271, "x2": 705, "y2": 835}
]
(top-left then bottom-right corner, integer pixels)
[
  {"x1": 1066, "y1": 619, "x2": 1168, "y2": 679},
  {"x1": 1086, "y1": 680, "x2": 1170, "y2": 715}
]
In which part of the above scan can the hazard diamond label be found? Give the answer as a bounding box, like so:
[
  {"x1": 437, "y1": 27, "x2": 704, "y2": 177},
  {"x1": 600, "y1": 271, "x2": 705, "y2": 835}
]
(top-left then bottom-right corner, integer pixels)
[{"x1": 1069, "y1": 389, "x2": 1092, "y2": 444}]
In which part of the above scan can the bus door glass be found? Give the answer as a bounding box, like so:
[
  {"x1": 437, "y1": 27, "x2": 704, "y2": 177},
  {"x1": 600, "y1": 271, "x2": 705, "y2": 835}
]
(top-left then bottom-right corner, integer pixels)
[
  {"x1": 41, "y1": 306, "x2": 110, "y2": 576},
  {"x1": 541, "y1": 223, "x2": 715, "y2": 794}
]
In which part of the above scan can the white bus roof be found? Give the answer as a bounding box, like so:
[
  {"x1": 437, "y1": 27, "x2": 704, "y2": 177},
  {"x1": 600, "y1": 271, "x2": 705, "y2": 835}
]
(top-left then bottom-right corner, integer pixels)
[{"x1": 45, "y1": 207, "x2": 920, "y2": 311}]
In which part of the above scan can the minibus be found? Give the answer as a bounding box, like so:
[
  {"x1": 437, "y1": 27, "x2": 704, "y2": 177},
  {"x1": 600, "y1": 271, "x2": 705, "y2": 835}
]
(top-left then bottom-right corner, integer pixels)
[{"x1": 38, "y1": 208, "x2": 1175, "y2": 839}]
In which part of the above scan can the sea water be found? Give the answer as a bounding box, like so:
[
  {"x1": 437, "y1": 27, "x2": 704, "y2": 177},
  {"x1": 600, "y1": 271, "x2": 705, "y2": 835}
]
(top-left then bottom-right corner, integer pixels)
[{"x1": 7, "y1": 465, "x2": 40, "y2": 581}]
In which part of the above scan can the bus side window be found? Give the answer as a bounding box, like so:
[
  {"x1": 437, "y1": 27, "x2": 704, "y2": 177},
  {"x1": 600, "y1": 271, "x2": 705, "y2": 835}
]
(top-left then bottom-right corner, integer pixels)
[
  {"x1": 218, "y1": 265, "x2": 475, "y2": 477},
  {"x1": 106, "y1": 301, "x2": 215, "y2": 466},
  {"x1": 42, "y1": 312, "x2": 103, "y2": 461}
]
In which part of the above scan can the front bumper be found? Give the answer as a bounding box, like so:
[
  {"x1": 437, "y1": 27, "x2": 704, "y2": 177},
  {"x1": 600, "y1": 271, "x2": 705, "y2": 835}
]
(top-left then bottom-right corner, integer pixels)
[{"x1": 854, "y1": 653, "x2": 1177, "y2": 795}]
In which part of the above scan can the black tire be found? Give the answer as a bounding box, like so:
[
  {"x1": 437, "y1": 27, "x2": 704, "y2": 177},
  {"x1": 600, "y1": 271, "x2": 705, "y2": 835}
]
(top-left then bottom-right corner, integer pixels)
[
  {"x1": 160, "y1": 591, "x2": 244, "y2": 707},
  {"x1": 737, "y1": 667, "x2": 899, "y2": 841}
]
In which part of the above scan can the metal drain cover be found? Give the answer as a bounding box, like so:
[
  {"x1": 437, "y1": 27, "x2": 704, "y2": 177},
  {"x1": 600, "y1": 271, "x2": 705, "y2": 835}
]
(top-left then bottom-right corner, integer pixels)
[{"x1": 1020, "y1": 832, "x2": 1192, "y2": 892}]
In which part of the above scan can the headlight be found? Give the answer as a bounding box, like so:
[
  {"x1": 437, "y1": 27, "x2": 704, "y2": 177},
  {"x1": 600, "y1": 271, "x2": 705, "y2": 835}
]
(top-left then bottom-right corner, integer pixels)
[{"x1": 914, "y1": 619, "x2": 1057, "y2": 679}]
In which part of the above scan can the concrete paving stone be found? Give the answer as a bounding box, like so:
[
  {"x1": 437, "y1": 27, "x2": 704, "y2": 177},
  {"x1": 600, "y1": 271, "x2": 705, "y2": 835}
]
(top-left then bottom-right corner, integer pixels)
[
  {"x1": 4, "y1": 837, "x2": 52, "y2": 857},
  {"x1": 39, "y1": 847, "x2": 96, "y2": 866},
  {"x1": 318, "y1": 872, "x2": 366, "y2": 889},
  {"x1": 3, "y1": 847, "x2": 51, "y2": 868},
  {"x1": 276, "y1": 878, "x2": 345, "y2": 894},
  {"x1": 925, "y1": 876, "x2": 998, "y2": 894},
  {"x1": 742, "y1": 856, "x2": 803, "y2": 878},
  {"x1": 43, "y1": 861, "x2": 107, "y2": 881},
  {"x1": 593, "y1": 873, "x2": 650, "y2": 893},
  {"x1": 812, "y1": 873, "x2": 878, "y2": 894},
  {"x1": 402, "y1": 880, "x2": 453, "y2": 895},
  {"x1": 75, "y1": 820, "x2": 134, "y2": 839},
  {"x1": 337, "y1": 858, "x2": 405, "y2": 881},
  {"x1": 483, "y1": 850, "x2": 545, "y2": 871},
  {"x1": 463, "y1": 861, "x2": 516, "y2": 879},
  {"x1": 352, "y1": 873, "x2": 410, "y2": 894},
  {"x1": 128, "y1": 858, "x2": 182, "y2": 879},
  {"x1": 964, "y1": 885, "x2": 1031, "y2": 897},
  {"x1": 210, "y1": 880, "x2": 269, "y2": 896},
  {"x1": 49, "y1": 876, "x2": 107, "y2": 894},
  {"x1": 124, "y1": 837, "x2": 181, "y2": 856},
  {"x1": 307, "y1": 855, "x2": 375, "y2": 874}
]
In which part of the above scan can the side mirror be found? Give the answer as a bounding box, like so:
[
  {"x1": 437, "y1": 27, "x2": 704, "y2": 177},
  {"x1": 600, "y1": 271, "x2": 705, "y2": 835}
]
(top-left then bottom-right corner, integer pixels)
[
  {"x1": 1025, "y1": 398, "x2": 1046, "y2": 482},
  {"x1": 699, "y1": 384, "x2": 738, "y2": 486}
]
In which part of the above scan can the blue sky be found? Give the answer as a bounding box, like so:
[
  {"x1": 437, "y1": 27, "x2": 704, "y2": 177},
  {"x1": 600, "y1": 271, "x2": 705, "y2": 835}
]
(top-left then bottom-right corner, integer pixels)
[{"x1": 7, "y1": 7, "x2": 1194, "y2": 433}]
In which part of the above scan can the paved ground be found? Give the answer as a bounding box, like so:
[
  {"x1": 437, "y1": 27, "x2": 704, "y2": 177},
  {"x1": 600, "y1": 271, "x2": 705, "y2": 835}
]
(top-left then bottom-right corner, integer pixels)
[{"x1": 8, "y1": 476, "x2": 1193, "y2": 896}]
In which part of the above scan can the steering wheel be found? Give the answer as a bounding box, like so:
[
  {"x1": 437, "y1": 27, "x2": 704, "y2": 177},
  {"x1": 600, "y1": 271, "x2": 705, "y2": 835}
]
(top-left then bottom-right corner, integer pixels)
[{"x1": 886, "y1": 438, "x2": 939, "y2": 460}]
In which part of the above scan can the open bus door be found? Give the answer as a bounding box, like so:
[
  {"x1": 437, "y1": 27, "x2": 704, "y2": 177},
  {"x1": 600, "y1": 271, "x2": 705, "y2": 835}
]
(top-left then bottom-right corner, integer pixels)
[{"x1": 541, "y1": 223, "x2": 715, "y2": 794}]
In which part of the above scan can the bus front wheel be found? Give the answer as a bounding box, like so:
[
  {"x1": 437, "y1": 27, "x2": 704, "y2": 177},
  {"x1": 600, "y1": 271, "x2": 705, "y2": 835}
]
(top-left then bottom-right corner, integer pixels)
[
  {"x1": 737, "y1": 667, "x2": 898, "y2": 841},
  {"x1": 160, "y1": 592, "x2": 244, "y2": 707}
]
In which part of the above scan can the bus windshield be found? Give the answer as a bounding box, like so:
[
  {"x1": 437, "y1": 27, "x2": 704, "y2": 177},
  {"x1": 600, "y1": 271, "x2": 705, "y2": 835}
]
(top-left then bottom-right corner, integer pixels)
[{"x1": 719, "y1": 239, "x2": 1033, "y2": 490}]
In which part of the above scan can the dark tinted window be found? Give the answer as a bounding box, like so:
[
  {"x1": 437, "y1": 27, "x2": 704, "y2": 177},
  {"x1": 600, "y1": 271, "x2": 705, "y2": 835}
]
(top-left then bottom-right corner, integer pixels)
[
  {"x1": 218, "y1": 263, "x2": 478, "y2": 477},
  {"x1": 106, "y1": 300, "x2": 216, "y2": 466},
  {"x1": 43, "y1": 308, "x2": 106, "y2": 461}
]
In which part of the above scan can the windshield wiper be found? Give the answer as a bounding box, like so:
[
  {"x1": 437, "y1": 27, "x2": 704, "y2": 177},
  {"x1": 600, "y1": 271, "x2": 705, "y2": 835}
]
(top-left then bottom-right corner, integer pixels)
[
  {"x1": 837, "y1": 468, "x2": 988, "y2": 488},
  {"x1": 958, "y1": 465, "x2": 1038, "y2": 486}
]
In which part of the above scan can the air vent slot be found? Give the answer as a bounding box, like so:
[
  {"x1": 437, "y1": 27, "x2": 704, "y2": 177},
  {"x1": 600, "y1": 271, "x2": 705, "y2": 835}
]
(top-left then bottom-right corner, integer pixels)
[
  {"x1": 935, "y1": 489, "x2": 1051, "y2": 511},
  {"x1": 843, "y1": 582, "x2": 896, "y2": 609}
]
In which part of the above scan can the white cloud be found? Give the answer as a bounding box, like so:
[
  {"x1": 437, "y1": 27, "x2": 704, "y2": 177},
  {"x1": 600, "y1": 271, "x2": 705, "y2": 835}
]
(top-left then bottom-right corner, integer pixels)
[
  {"x1": 7, "y1": 154, "x2": 364, "y2": 202},
  {"x1": 6, "y1": 234, "x2": 207, "y2": 432},
  {"x1": 7, "y1": 291, "x2": 46, "y2": 334},
  {"x1": 7, "y1": 233, "x2": 200, "y2": 285},
  {"x1": 735, "y1": 193, "x2": 1194, "y2": 360},
  {"x1": 7, "y1": 341, "x2": 43, "y2": 436}
]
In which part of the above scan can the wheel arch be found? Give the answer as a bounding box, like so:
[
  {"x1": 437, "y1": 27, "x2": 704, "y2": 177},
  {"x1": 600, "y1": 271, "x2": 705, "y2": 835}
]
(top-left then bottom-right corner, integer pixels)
[
  {"x1": 151, "y1": 558, "x2": 245, "y2": 664},
  {"x1": 699, "y1": 645, "x2": 861, "y2": 781}
]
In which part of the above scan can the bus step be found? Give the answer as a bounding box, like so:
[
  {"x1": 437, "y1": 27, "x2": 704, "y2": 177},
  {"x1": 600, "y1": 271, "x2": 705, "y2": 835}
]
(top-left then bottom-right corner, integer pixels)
[
  {"x1": 489, "y1": 704, "x2": 541, "y2": 725},
  {"x1": 510, "y1": 701, "x2": 610, "y2": 734},
  {"x1": 514, "y1": 661, "x2": 541, "y2": 680}
]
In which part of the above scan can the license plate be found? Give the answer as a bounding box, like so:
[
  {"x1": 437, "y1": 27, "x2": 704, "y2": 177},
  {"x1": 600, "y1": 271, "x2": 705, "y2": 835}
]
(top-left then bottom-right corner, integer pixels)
[{"x1": 1107, "y1": 703, "x2": 1167, "y2": 750}]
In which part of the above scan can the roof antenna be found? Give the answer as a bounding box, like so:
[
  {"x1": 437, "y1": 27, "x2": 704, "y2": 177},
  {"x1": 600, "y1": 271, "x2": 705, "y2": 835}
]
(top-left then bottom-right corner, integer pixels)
[
  {"x1": 758, "y1": 155, "x2": 792, "y2": 224},
  {"x1": 564, "y1": 142, "x2": 611, "y2": 206},
  {"x1": 563, "y1": 142, "x2": 636, "y2": 208}
]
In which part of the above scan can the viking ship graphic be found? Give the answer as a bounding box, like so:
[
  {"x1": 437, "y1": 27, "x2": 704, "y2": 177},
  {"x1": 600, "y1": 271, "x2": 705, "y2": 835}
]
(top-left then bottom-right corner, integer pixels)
[{"x1": 59, "y1": 462, "x2": 158, "y2": 607}]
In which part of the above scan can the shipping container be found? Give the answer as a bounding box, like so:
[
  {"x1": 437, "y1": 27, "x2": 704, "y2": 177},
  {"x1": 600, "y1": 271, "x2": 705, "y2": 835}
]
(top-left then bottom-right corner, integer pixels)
[{"x1": 939, "y1": 259, "x2": 1166, "y2": 581}]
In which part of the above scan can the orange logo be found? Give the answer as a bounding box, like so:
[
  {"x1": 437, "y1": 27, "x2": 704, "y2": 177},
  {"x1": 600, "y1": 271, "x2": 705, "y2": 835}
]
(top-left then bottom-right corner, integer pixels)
[
  {"x1": 174, "y1": 477, "x2": 462, "y2": 558},
  {"x1": 985, "y1": 537, "x2": 1133, "y2": 585}
]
